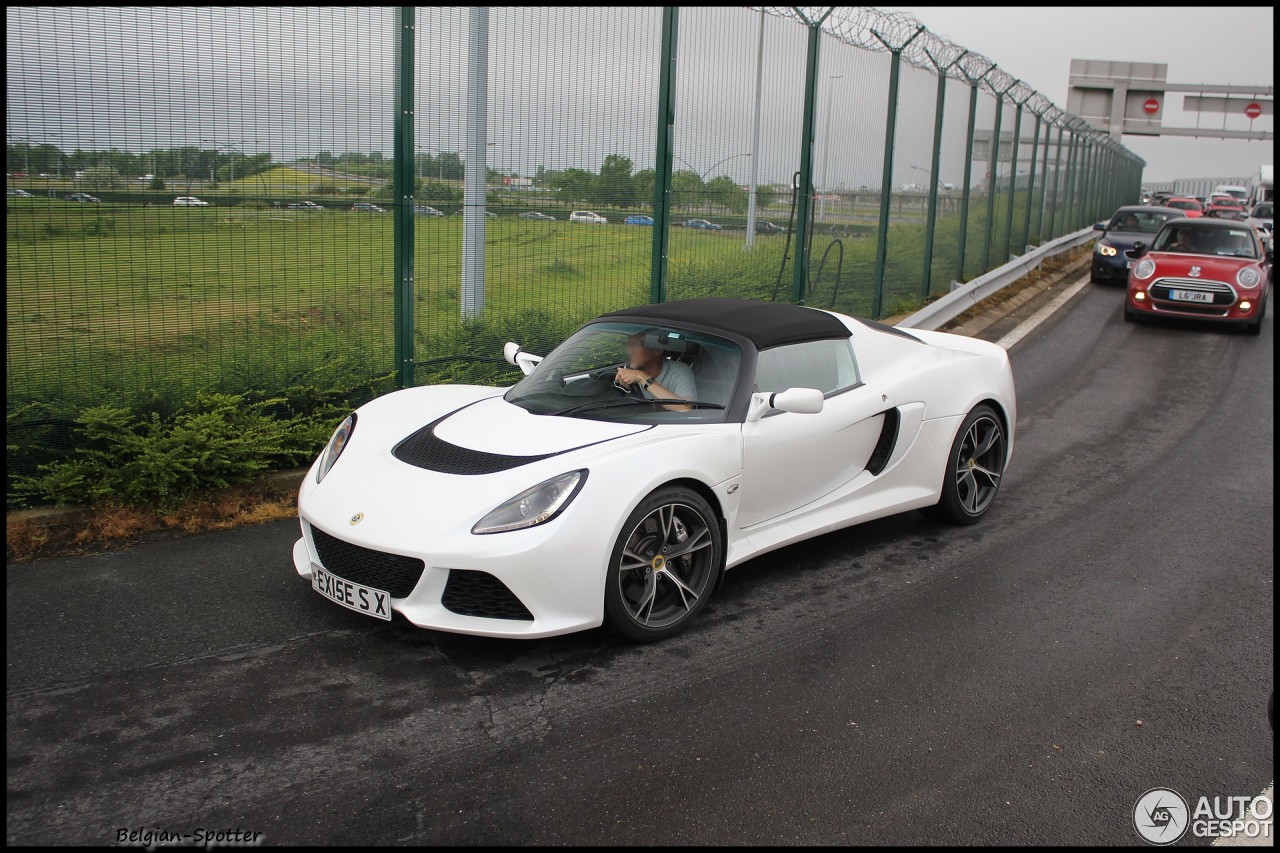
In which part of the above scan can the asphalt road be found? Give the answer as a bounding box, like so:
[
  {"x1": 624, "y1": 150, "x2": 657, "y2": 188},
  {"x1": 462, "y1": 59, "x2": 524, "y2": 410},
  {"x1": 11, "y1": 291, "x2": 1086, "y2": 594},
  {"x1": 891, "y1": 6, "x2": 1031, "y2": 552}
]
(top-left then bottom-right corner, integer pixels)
[{"x1": 7, "y1": 281, "x2": 1273, "y2": 845}]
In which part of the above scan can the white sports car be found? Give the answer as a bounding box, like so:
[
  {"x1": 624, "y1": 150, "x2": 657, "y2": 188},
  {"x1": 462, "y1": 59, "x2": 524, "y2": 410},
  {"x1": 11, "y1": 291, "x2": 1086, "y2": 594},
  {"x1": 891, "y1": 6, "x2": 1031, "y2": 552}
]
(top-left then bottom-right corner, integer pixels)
[{"x1": 293, "y1": 297, "x2": 1016, "y2": 641}]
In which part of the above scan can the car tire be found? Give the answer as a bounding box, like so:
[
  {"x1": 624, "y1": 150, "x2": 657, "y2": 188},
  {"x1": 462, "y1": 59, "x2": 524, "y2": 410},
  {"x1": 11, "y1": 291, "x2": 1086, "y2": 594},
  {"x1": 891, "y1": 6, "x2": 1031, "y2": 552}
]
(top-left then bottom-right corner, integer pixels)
[
  {"x1": 1090, "y1": 271, "x2": 1102, "y2": 284},
  {"x1": 1123, "y1": 303, "x2": 1138, "y2": 323},
  {"x1": 920, "y1": 404, "x2": 1006, "y2": 526},
  {"x1": 1244, "y1": 296, "x2": 1266, "y2": 335},
  {"x1": 603, "y1": 486, "x2": 723, "y2": 642}
]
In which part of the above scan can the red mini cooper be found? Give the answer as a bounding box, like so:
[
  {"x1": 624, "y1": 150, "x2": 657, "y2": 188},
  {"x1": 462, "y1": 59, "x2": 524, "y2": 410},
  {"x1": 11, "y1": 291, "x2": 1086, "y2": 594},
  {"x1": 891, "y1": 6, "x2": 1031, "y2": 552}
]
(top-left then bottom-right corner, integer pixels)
[{"x1": 1124, "y1": 218, "x2": 1271, "y2": 334}]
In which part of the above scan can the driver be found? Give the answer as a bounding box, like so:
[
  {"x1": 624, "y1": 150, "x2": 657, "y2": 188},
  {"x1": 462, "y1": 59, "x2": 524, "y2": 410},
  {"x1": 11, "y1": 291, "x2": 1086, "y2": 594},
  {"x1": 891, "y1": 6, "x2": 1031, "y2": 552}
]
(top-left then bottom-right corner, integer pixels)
[
  {"x1": 615, "y1": 331, "x2": 696, "y2": 412},
  {"x1": 1169, "y1": 229, "x2": 1196, "y2": 253},
  {"x1": 1121, "y1": 213, "x2": 1140, "y2": 231}
]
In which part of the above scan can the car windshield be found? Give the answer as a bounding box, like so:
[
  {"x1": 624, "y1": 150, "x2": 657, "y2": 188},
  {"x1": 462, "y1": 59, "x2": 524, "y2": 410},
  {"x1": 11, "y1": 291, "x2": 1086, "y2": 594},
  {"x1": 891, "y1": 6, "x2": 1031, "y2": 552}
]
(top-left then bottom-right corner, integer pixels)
[
  {"x1": 1153, "y1": 226, "x2": 1259, "y2": 259},
  {"x1": 1252, "y1": 204, "x2": 1273, "y2": 218},
  {"x1": 504, "y1": 321, "x2": 742, "y2": 424},
  {"x1": 1109, "y1": 210, "x2": 1177, "y2": 233},
  {"x1": 1169, "y1": 200, "x2": 1199, "y2": 210}
]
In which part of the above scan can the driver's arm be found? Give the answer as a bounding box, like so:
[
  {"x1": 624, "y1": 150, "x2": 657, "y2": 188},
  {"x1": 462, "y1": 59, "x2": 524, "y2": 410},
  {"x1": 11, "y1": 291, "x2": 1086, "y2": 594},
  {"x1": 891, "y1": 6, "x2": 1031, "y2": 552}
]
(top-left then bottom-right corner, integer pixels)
[{"x1": 647, "y1": 363, "x2": 695, "y2": 412}]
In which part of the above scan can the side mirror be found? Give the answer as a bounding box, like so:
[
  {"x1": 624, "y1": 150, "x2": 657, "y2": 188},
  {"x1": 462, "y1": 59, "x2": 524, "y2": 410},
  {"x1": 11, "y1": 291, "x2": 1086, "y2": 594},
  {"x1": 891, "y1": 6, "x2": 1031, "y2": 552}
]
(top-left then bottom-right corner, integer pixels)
[
  {"x1": 746, "y1": 387, "x2": 825, "y2": 422},
  {"x1": 502, "y1": 341, "x2": 543, "y2": 376},
  {"x1": 1124, "y1": 241, "x2": 1147, "y2": 260},
  {"x1": 1093, "y1": 221, "x2": 1107, "y2": 231}
]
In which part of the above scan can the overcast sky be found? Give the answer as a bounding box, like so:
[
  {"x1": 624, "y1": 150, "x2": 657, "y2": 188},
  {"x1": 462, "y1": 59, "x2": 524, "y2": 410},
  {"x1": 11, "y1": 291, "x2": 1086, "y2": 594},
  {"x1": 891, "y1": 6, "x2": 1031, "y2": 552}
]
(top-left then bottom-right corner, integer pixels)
[
  {"x1": 6, "y1": 7, "x2": 1272, "y2": 188},
  {"x1": 889, "y1": 6, "x2": 1275, "y2": 182}
]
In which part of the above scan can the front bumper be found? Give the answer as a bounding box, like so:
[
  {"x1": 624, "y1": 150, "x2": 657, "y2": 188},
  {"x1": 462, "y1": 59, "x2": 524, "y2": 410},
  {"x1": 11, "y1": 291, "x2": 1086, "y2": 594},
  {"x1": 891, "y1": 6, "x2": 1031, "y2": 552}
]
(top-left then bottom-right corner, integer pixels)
[
  {"x1": 293, "y1": 506, "x2": 612, "y2": 638},
  {"x1": 1092, "y1": 254, "x2": 1130, "y2": 281},
  {"x1": 1127, "y1": 281, "x2": 1265, "y2": 323}
]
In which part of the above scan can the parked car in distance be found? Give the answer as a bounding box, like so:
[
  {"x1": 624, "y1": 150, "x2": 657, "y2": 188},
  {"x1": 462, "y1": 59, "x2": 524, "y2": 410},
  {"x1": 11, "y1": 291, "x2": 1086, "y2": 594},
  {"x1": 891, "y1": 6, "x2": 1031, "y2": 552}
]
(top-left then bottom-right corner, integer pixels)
[
  {"x1": 1204, "y1": 195, "x2": 1246, "y2": 220},
  {"x1": 8, "y1": 188, "x2": 35, "y2": 198},
  {"x1": 173, "y1": 196, "x2": 210, "y2": 207},
  {"x1": 351, "y1": 202, "x2": 386, "y2": 213},
  {"x1": 755, "y1": 220, "x2": 785, "y2": 235},
  {"x1": 1163, "y1": 197, "x2": 1203, "y2": 217},
  {"x1": 624, "y1": 214, "x2": 654, "y2": 226},
  {"x1": 519, "y1": 211, "x2": 556, "y2": 221},
  {"x1": 1211, "y1": 184, "x2": 1250, "y2": 206},
  {"x1": 682, "y1": 219, "x2": 723, "y2": 230},
  {"x1": 413, "y1": 205, "x2": 444, "y2": 217},
  {"x1": 1091, "y1": 206, "x2": 1185, "y2": 284},
  {"x1": 569, "y1": 210, "x2": 607, "y2": 224},
  {"x1": 64, "y1": 192, "x2": 101, "y2": 203},
  {"x1": 1123, "y1": 218, "x2": 1271, "y2": 334},
  {"x1": 287, "y1": 200, "x2": 325, "y2": 211},
  {"x1": 1246, "y1": 202, "x2": 1273, "y2": 236}
]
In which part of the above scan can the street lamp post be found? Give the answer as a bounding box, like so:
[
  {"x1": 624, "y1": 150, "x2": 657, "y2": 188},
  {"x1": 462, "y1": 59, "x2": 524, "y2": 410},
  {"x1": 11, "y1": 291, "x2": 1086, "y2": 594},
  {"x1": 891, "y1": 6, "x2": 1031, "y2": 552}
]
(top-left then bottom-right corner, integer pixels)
[
  {"x1": 819, "y1": 74, "x2": 843, "y2": 222},
  {"x1": 200, "y1": 139, "x2": 267, "y2": 201}
]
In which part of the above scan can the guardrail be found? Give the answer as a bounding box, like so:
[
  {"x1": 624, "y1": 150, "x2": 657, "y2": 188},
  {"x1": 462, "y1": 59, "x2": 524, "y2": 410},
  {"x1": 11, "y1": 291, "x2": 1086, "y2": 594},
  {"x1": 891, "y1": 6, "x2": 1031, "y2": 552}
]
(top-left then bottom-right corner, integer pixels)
[{"x1": 897, "y1": 226, "x2": 1097, "y2": 331}]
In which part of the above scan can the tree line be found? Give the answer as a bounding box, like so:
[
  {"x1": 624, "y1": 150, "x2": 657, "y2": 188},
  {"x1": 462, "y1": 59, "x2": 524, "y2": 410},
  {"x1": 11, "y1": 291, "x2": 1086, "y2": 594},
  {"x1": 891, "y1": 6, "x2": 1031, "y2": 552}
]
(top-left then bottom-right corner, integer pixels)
[
  {"x1": 536, "y1": 155, "x2": 777, "y2": 212},
  {"x1": 6, "y1": 143, "x2": 273, "y2": 186}
]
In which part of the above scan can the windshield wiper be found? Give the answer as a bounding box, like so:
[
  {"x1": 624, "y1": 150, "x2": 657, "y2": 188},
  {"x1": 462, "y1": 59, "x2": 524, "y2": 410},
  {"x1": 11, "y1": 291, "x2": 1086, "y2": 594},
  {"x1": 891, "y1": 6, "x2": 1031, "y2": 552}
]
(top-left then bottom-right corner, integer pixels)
[{"x1": 547, "y1": 398, "x2": 726, "y2": 417}]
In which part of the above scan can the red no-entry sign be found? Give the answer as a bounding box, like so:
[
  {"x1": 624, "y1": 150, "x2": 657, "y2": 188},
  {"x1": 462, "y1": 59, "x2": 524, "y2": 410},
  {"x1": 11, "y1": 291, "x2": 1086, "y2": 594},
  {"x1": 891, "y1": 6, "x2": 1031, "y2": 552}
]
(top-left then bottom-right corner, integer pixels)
[
  {"x1": 1142, "y1": 98, "x2": 1160, "y2": 115},
  {"x1": 1245, "y1": 102, "x2": 1262, "y2": 119}
]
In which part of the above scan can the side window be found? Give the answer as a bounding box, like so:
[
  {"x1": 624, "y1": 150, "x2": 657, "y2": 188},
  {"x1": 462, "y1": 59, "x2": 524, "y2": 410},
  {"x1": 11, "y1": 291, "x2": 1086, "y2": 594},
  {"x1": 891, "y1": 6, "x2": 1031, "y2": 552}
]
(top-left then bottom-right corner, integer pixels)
[{"x1": 753, "y1": 339, "x2": 859, "y2": 396}]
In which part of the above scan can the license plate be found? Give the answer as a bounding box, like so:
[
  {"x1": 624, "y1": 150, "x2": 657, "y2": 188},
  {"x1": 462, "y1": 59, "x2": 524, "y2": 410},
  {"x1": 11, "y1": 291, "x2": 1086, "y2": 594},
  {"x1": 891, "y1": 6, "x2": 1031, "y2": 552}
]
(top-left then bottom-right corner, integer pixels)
[
  {"x1": 1169, "y1": 289, "x2": 1214, "y2": 303},
  {"x1": 1125, "y1": 261, "x2": 1133, "y2": 269},
  {"x1": 312, "y1": 564, "x2": 392, "y2": 620}
]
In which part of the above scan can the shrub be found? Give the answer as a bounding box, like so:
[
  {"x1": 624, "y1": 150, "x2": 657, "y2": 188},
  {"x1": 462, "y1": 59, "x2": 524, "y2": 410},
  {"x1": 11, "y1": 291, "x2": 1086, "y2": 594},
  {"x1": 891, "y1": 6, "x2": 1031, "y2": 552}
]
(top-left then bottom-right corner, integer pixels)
[{"x1": 14, "y1": 392, "x2": 335, "y2": 511}]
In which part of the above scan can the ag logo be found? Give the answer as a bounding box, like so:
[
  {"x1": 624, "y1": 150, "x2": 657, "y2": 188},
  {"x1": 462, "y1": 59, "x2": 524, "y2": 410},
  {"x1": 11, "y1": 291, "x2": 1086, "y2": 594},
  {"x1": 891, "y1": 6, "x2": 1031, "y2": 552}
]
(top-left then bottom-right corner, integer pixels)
[
  {"x1": 1134, "y1": 788, "x2": 1189, "y2": 845},
  {"x1": 1188, "y1": 266, "x2": 1201, "y2": 278},
  {"x1": 349, "y1": 512, "x2": 365, "y2": 526}
]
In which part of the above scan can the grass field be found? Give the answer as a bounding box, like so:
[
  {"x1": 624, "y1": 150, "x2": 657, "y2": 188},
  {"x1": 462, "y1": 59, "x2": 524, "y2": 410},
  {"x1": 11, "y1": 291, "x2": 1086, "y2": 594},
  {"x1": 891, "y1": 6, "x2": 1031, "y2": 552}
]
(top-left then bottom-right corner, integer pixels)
[{"x1": 7, "y1": 189, "x2": 1048, "y2": 491}]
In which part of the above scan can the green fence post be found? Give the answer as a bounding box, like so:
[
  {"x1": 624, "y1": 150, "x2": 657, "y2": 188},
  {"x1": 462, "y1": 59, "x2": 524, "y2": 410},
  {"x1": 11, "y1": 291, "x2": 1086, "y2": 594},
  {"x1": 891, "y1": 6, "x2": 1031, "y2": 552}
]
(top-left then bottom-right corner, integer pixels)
[
  {"x1": 792, "y1": 9, "x2": 833, "y2": 305},
  {"x1": 1062, "y1": 130, "x2": 1078, "y2": 233},
  {"x1": 982, "y1": 78, "x2": 1016, "y2": 271},
  {"x1": 649, "y1": 6, "x2": 678, "y2": 305},
  {"x1": 955, "y1": 63, "x2": 991, "y2": 283},
  {"x1": 870, "y1": 26, "x2": 922, "y2": 318},
  {"x1": 1001, "y1": 89, "x2": 1028, "y2": 261},
  {"x1": 1023, "y1": 111, "x2": 1043, "y2": 250},
  {"x1": 1034, "y1": 112, "x2": 1054, "y2": 242},
  {"x1": 393, "y1": 6, "x2": 416, "y2": 389},
  {"x1": 1084, "y1": 140, "x2": 1098, "y2": 225},
  {"x1": 920, "y1": 48, "x2": 962, "y2": 302},
  {"x1": 1046, "y1": 122, "x2": 1064, "y2": 240}
]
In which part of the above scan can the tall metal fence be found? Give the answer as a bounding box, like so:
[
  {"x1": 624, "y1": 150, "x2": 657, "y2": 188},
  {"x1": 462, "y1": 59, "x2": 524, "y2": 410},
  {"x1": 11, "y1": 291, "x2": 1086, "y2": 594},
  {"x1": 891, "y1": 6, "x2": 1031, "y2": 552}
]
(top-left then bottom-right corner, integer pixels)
[{"x1": 5, "y1": 6, "x2": 1144, "y2": 500}]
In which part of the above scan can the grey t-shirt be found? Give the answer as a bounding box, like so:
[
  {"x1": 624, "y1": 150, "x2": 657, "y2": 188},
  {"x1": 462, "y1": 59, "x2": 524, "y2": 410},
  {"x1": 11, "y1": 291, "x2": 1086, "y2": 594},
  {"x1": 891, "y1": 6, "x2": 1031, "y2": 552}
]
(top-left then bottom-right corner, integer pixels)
[{"x1": 641, "y1": 359, "x2": 696, "y2": 402}]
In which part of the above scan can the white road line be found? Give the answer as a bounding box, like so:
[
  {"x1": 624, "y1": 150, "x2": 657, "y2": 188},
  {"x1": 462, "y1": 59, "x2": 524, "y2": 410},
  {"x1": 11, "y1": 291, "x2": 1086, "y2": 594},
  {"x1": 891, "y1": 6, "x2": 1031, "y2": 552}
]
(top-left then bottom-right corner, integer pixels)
[
  {"x1": 1212, "y1": 783, "x2": 1274, "y2": 847},
  {"x1": 994, "y1": 274, "x2": 1093, "y2": 351}
]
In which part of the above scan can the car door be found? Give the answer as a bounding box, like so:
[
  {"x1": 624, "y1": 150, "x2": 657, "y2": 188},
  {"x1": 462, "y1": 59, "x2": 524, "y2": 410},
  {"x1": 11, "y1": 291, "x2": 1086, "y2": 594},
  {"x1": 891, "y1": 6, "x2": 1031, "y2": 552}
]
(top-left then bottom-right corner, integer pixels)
[{"x1": 737, "y1": 339, "x2": 895, "y2": 528}]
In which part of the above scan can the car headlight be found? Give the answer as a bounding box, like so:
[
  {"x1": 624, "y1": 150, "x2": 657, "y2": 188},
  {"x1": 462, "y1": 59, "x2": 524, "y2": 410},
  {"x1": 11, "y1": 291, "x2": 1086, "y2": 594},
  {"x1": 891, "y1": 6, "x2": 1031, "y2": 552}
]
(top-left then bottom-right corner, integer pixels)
[
  {"x1": 315, "y1": 414, "x2": 356, "y2": 483},
  {"x1": 1236, "y1": 267, "x2": 1261, "y2": 289},
  {"x1": 1096, "y1": 241, "x2": 1118, "y2": 257},
  {"x1": 1133, "y1": 258, "x2": 1156, "y2": 280},
  {"x1": 472, "y1": 470, "x2": 588, "y2": 535}
]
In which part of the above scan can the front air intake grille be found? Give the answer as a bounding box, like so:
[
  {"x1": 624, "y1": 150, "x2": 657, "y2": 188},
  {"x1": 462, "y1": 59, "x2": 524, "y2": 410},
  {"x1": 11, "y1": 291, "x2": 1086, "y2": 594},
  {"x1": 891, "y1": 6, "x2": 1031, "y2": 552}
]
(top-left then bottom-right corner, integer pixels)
[
  {"x1": 309, "y1": 525, "x2": 425, "y2": 598},
  {"x1": 865, "y1": 408, "x2": 900, "y2": 476},
  {"x1": 393, "y1": 416, "x2": 555, "y2": 475},
  {"x1": 1149, "y1": 278, "x2": 1235, "y2": 305},
  {"x1": 442, "y1": 570, "x2": 534, "y2": 621}
]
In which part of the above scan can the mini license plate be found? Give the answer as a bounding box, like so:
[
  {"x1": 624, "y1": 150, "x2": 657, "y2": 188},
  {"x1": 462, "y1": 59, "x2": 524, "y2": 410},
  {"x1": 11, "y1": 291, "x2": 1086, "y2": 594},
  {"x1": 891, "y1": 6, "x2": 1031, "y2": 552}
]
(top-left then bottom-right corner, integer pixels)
[
  {"x1": 1168, "y1": 289, "x2": 1214, "y2": 304},
  {"x1": 312, "y1": 564, "x2": 392, "y2": 620}
]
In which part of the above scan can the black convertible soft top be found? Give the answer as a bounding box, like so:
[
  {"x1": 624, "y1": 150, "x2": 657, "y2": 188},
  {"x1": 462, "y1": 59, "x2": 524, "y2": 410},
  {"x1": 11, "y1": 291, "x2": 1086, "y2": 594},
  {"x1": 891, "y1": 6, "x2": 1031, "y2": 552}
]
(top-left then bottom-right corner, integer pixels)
[{"x1": 597, "y1": 297, "x2": 851, "y2": 350}]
